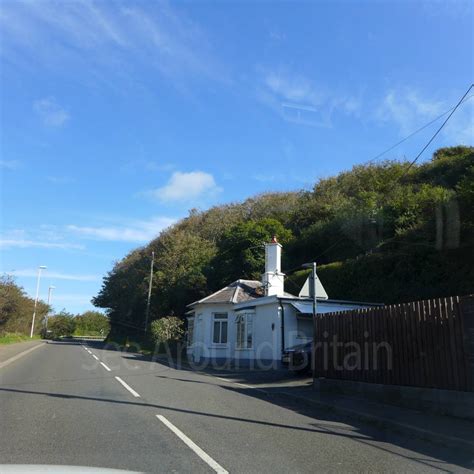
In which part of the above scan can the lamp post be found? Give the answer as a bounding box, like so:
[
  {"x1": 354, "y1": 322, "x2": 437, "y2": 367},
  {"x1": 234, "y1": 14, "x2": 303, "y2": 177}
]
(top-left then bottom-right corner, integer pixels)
[
  {"x1": 45, "y1": 285, "x2": 56, "y2": 331},
  {"x1": 302, "y1": 262, "x2": 317, "y2": 378},
  {"x1": 30, "y1": 266, "x2": 47, "y2": 338}
]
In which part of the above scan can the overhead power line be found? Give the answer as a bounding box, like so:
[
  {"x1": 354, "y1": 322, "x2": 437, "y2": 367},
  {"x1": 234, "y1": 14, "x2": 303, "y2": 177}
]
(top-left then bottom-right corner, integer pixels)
[
  {"x1": 364, "y1": 92, "x2": 474, "y2": 166},
  {"x1": 288, "y1": 83, "x2": 474, "y2": 272}
]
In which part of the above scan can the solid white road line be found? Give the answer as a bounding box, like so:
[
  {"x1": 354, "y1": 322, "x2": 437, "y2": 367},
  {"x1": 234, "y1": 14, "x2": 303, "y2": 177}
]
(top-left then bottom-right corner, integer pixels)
[
  {"x1": 0, "y1": 343, "x2": 45, "y2": 370},
  {"x1": 115, "y1": 376, "x2": 141, "y2": 398},
  {"x1": 100, "y1": 361, "x2": 111, "y2": 372},
  {"x1": 92, "y1": 354, "x2": 99, "y2": 361},
  {"x1": 156, "y1": 415, "x2": 228, "y2": 474}
]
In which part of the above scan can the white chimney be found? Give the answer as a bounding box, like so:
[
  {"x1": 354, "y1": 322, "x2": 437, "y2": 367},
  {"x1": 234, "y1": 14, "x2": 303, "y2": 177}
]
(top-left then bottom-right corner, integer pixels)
[{"x1": 262, "y1": 236, "x2": 285, "y2": 296}]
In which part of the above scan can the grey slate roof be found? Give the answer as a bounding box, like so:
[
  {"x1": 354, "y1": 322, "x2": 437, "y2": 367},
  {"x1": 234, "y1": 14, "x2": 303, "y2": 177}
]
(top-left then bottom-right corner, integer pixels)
[
  {"x1": 188, "y1": 280, "x2": 263, "y2": 306},
  {"x1": 188, "y1": 279, "x2": 296, "y2": 307}
]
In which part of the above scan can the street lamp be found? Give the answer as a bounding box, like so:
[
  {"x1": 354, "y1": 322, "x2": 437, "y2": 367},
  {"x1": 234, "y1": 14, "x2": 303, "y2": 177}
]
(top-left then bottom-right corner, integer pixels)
[
  {"x1": 302, "y1": 262, "x2": 317, "y2": 377},
  {"x1": 45, "y1": 285, "x2": 56, "y2": 331},
  {"x1": 30, "y1": 266, "x2": 47, "y2": 338}
]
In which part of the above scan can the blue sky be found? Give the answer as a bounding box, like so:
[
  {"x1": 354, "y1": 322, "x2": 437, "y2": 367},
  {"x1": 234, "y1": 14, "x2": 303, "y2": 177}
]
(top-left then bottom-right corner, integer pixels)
[{"x1": 1, "y1": 0, "x2": 473, "y2": 314}]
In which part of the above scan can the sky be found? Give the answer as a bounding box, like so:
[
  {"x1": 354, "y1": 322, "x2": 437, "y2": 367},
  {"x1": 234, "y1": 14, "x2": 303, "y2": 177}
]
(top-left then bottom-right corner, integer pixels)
[{"x1": 0, "y1": 0, "x2": 473, "y2": 314}]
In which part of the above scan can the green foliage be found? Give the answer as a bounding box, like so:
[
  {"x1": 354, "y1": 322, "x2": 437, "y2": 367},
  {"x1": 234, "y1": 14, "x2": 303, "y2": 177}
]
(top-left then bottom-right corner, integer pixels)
[
  {"x1": 0, "y1": 276, "x2": 49, "y2": 336},
  {"x1": 74, "y1": 311, "x2": 110, "y2": 336},
  {"x1": 208, "y1": 218, "x2": 293, "y2": 289},
  {"x1": 93, "y1": 146, "x2": 474, "y2": 342},
  {"x1": 0, "y1": 333, "x2": 41, "y2": 345},
  {"x1": 150, "y1": 316, "x2": 184, "y2": 343},
  {"x1": 47, "y1": 311, "x2": 76, "y2": 339}
]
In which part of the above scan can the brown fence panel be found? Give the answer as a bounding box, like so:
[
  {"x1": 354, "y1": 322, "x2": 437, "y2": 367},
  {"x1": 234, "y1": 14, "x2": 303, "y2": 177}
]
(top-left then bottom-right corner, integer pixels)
[{"x1": 314, "y1": 295, "x2": 473, "y2": 391}]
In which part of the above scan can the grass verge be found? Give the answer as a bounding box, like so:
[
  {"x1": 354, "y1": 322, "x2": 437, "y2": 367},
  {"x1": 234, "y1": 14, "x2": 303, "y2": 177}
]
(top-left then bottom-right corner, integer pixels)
[{"x1": 0, "y1": 333, "x2": 41, "y2": 345}]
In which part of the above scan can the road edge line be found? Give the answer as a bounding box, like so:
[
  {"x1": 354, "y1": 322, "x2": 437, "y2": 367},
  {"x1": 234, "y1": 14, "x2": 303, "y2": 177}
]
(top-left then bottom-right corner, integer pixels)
[{"x1": 0, "y1": 342, "x2": 45, "y2": 370}]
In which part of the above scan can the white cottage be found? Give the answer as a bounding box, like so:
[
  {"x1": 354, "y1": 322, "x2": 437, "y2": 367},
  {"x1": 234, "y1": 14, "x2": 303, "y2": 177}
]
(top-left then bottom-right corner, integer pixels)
[{"x1": 186, "y1": 238, "x2": 377, "y2": 368}]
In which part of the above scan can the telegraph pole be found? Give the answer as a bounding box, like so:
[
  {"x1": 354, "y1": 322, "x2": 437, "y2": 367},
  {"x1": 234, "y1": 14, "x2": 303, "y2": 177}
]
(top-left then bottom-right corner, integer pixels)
[{"x1": 144, "y1": 251, "x2": 155, "y2": 333}]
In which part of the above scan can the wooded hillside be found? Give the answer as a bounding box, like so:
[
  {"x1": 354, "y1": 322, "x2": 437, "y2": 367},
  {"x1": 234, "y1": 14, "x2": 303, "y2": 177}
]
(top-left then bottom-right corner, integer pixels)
[{"x1": 93, "y1": 146, "x2": 474, "y2": 341}]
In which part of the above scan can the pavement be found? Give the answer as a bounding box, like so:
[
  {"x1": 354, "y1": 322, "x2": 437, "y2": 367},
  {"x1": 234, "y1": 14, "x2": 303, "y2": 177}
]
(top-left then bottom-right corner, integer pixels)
[{"x1": 0, "y1": 340, "x2": 473, "y2": 473}]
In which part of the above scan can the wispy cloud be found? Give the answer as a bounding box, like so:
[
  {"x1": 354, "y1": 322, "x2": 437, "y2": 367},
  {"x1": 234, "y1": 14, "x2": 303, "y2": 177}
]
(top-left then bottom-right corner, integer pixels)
[
  {"x1": 1, "y1": 1, "x2": 225, "y2": 90},
  {"x1": 0, "y1": 160, "x2": 23, "y2": 170},
  {"x1": 376, "y1": 88, "x2": 474, "y2": 145},
  {"x1": 49, "y1": 293, "x2": 94, "y2": 306},
  {"x1": 66, "y1": 216, "x2": 176, "y2": 243},
  {"x1": 33, "y1": 97, "x2": 70, "y2": 127},
  {"x1": 144, "y1": 171, "x2": 222, "y2": 203},
  {"x1": 0, "y1": 239, "x2": 84, "y2": 250},
  {"x1": 46, "y1": 175, "x2": 74, "y2": 184},
  {"x1": 376, "y1": 89, "x2": 444, "y2": 135},
  {"x1": 0, "y1": 228, "x2": 84, "y2": 250},
  {"x1": 258, "y1": 68, "x2": 361, "y2": 127},
  {"x1": 8, "y1": 268, "x2": 100, "y2": 282}
]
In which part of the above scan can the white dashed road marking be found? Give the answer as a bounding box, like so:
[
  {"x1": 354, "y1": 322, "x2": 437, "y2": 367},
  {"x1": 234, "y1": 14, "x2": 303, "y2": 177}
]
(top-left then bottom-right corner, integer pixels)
[
  {"x1": 156, "y1": 415, "x2": 228, "y2": 474},
  {"x1": 100, "y1": 361, "x2": 111, "y2": 372},
  {"x1": 115, "y1": 376, "x2": 140, "y2": 398}
]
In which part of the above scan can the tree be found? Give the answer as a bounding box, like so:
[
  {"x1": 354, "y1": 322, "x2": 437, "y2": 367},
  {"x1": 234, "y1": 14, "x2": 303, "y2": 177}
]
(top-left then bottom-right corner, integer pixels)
[
  {"x1": 74, "y1": 311, "x2": 110, "y2": 336},
  {"x1": 47, "y1": 311, "x2": 76, "y2": 339},
  {"x1": 208, "y1": 218, "x2": 293, "y2": 289},
  {"x1": 92, "y1": 146, "x2": 474, "y2": 343},
  {"x1": 0, "y1": 275, "x2": 49, "y2": 336}
]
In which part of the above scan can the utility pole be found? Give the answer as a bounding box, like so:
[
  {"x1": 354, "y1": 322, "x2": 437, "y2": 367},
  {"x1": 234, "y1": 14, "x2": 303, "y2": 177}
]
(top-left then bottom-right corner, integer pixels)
[
  {"x1": 144, "y1": 251, "x2": 155, "y2": 333},
  {"x1": 30, "y1": 266, "x2": 47, "y2": 338}
]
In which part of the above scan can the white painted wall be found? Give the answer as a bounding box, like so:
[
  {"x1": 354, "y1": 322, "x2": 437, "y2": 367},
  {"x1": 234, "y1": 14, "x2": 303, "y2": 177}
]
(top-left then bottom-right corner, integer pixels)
[{"x1": 187, "y1": 299, "x2": 376, "y2": 363}]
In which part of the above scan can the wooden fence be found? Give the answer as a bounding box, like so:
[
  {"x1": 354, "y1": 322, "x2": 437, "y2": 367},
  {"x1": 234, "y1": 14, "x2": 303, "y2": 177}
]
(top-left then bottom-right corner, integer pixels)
[{"x1": 313, "y1": 295, "x2": 474, "y2": 392}]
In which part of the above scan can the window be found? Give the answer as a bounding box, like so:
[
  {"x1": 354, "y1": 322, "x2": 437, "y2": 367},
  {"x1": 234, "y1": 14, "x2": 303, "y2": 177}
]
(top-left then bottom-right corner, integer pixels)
[
  {"x1": 212, "y1": 313, "x2": 228, "y2": 344},
  {"x1": 187, "y1": 318, "x2": 194, "y2": 347},
  {"x1": 236, "y1": 313, "x2": 253, "y2": 349}
]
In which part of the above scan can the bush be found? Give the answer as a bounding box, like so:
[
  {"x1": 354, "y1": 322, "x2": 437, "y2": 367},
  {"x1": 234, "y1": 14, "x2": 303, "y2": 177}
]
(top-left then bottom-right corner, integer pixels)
[
  {"x1": 47, "y1": 312, "x2": 76, "y2": 339},
  {"x1": 150, "y1": 317, "x2": 184, "y2": 344}
]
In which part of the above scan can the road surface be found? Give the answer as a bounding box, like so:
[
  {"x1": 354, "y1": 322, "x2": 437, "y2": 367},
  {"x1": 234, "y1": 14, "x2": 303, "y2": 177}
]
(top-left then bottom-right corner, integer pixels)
[{"x1": 0, "y1": 340, "x2": 471, "y2": 473}]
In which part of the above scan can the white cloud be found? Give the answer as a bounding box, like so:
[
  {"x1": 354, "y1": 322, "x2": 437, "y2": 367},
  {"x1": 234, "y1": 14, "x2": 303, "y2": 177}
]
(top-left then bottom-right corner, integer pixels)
[
  {"x1": 0, "y1": 160, "x2": 22, "y2": 170},
  {"x1": 1, "y1": 1, "x2": 225, "y2": 89},
  {"x1": 258, "y1": 69, "x2": 361, "y2": 127},
  {"x1": 8, "y1": 268, "x2": 100, "y2": 282},
  {"x1": 146, "y1": 171, "x2": 222, "y2": 202},
  {"x1": 0, "y1": 239, "x2": 84, "y2": 250},
  {"x1": 33, "y1": 97, "x2": 70, "y2": 127},
  {"x1": 376, "y1": 88, "x2": 474, "y2": 145},
  {"x1": 376, "y1": 89, "x2": 444, "y2": 135},
  {"x1": 46, "y1": 176, "x2": 74, "y2": 184},
  {"x1": 67, "y1": 216, "x2": 176, "y2": 243}
]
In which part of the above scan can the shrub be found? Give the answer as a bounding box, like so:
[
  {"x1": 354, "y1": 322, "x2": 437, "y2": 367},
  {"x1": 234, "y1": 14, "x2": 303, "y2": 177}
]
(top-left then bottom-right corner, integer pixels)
[
  {"x1": 47, "y1": 312, "x2": 76, "y2": 339},
  {"x1": 150, "y1": 317, "x2": 184, "y2": 344}
]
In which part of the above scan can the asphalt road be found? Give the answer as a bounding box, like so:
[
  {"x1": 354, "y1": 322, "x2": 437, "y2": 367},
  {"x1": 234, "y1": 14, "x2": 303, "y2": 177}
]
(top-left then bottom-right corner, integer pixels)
[{"x1": 0, "y1": 340, "x2": 472, "y2": 473}]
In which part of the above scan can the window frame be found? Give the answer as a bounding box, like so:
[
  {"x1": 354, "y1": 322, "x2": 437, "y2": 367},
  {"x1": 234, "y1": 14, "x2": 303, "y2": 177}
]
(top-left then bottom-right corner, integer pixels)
[
  {"x1": 212, "y1": 312, "x2": 228, "y2": 346},
  {"x1": 235, "y1": 312, "x2": 254, "y2": 350}
]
